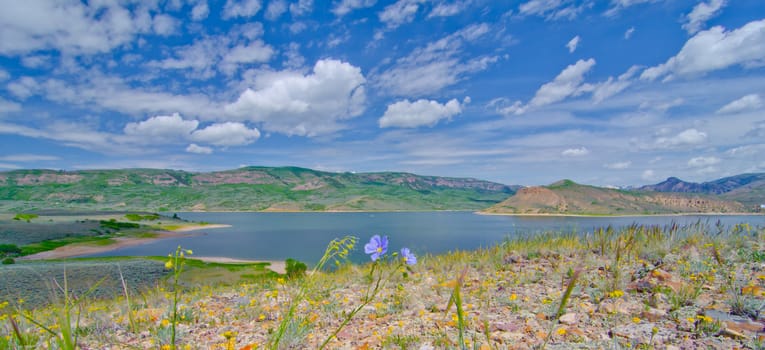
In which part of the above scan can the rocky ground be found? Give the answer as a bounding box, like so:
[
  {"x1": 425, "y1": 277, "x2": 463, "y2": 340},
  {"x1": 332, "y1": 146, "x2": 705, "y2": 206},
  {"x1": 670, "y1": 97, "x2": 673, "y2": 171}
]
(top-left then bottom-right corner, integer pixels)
[{"x1": 4, "y1": 223, "x2": 765, "y2": 349}]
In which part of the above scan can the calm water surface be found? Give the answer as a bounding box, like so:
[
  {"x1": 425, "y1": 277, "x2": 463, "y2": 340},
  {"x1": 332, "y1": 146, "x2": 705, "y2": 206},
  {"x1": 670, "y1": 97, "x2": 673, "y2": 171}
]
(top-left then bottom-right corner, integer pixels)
[{"x1": 86, "y1": 212, "x2": 765, "y2": 264}]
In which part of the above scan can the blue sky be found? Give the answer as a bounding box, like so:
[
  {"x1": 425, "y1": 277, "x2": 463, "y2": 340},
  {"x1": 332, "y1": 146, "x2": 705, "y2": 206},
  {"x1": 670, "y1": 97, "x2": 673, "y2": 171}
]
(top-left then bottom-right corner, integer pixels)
[{"x1": 0, "y1": 0, "x2": 764, "y2": 187}]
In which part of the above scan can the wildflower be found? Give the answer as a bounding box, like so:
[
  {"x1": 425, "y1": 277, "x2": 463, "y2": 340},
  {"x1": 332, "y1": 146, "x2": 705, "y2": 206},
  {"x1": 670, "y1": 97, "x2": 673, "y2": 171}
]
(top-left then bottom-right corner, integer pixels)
[
  {"x1": 557, "y1": 327, "x2": 567, "y2": 336},
  {"x1": 165, "y1": 260, "x2": 173, "y2": 269},
  {"x1": 632, "y1": 317, "x2": 641, "y2": 324},
  {"x1": 161, "y1": 319, "x2": 170, "y2": 327},
  {"x1": 364, "y1": 235, "x2": 388, "y2": 261},
  {"x1": 400, "y1": 247, "x2": 417, "y2": 265},
  {"x1": 509, "y1": 293, "x2": 518, "y2": 301}
]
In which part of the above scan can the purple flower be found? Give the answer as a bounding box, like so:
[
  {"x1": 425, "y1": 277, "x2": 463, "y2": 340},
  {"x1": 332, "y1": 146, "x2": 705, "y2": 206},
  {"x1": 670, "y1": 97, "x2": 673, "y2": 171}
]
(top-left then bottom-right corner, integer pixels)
[
  {"x1": 400, "y1": 248, "x2": 416, "y2": 265},
  {"x1": 364, "y1": 235, "x2": 388, "y2": 261}
]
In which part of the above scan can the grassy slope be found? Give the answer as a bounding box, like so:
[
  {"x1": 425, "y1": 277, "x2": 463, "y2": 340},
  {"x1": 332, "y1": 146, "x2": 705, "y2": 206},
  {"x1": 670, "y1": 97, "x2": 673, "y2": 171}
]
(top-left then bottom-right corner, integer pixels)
[
  {"x1": 484, "y1": 179, "x2": 746, "y2": 215},
  {"x1": 0, "y1": 167, "x2": 514, "y2": 212}
]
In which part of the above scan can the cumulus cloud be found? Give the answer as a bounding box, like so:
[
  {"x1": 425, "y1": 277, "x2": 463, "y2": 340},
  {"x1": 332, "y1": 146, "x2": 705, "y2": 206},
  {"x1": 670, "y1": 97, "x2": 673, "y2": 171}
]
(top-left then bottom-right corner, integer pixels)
[
  {"x1": 374, "y1": 23, "x2": 497, "y2": 97},
  {"x1": 223, "y1": 0, "x2": 262, "y2": 19},
  {"x1": 0, "y1": 1, "x2": 173, "y2": 55},
  {"x1": 687, "y1": 156, "x2": 720, "y2": 167},
  {"x1": 605, "y1": 161, "x2": 631, "y2": 169},
  {"x1": 0, "y1": 98, "x2": 21, "y2": 114},
  {"x1": 0, "y1": 69, "x2": 9, "y2": 81},
  {"x1": 332, "y1": 0, "x2": 376, "y2": 16},
  {"x1": 191, "y1": 1, "x2": 210, "y2": 20},
  {"x1": 123, "y1": 113, "x2": 199, "y2": 139},
  {"x1": 566, "y1": 35, "x2": 580, "y2": 53},
  {"x1": 191, "y1": 122, "x2": 260, "y2": 146},
  {"x1": 225, "y1": 59, "x2": 366, "y2": 136},
  {"x1": 220, "y1": 41, "x2": 275, "y2": 74},
  {"x1": 379, "y1": 98, "x2": 464, "y2": 128},
  {"x1": 561, "y1": 147, "x2": 590, "y2": 157},
  {"x1": 683, "y1": 0, "x2": 726, "y2": 34},
  {"x1": 265, "y1": 0, "x2": 288, "y2": 20},
  {"x1": 716, "y1": 94, "x2": 762, "y2": 114},
  {"x1": 655, "y1": 128, "x2": 707, "y2": 148},
  {"x1": 641, "y1": 19, "x2": 765, "y2": 81},
  {"x1": 519, "y1": 0, "x2": 589, "y2": 20},
  {"x1": 290, "y1": 0, "x2": 313, "y2": 16},
  {"x1": 186, "y1": 144, "x2": 213, "y2": 154}
]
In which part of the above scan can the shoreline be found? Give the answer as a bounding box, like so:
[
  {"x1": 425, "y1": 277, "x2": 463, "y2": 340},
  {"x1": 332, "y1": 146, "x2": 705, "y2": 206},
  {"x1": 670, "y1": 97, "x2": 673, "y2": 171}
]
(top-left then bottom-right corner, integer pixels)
[
  {"x1": 476, "y1": 211, "x2": 762, "y2": 217},
  {"x1": 19, "y1": 223, "x2": 231, "y2": 261},
  {"x1": 193, "y1": 256, "x2": 286, "y2": 274}
]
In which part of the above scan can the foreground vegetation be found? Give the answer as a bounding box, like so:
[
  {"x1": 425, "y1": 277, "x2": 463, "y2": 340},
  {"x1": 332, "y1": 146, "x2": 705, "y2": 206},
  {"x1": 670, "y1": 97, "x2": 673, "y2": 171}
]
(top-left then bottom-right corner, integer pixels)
[{"x1": 2, "y1": 221, "x2": 765, "y2": 349}]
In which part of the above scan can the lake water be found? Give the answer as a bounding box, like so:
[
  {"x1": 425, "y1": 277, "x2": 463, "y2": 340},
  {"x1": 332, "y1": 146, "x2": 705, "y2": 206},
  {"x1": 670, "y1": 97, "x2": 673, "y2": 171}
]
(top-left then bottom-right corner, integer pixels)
[{"x1": 86, "y1": 212, "x2": 765, "y2": 264}]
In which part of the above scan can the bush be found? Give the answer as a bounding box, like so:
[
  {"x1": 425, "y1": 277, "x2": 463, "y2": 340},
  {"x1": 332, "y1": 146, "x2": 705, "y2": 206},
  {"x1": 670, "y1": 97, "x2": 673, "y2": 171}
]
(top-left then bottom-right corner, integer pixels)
[
  {"x1": 0, "y1": 244, "x2": 21, "y2": 256},
  {"x1": 2, "y1": 257, "x2": 15, "y2": 265},
  {"x1": 285, "y1": 258, "x2": 307, "y2": 279}
]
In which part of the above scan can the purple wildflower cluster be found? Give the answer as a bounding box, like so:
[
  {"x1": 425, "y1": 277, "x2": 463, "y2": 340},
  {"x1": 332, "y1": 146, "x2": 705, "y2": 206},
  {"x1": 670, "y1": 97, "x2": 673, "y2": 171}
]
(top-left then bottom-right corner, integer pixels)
[{"x1": 363, "y1": 234, "x2": 416, "y2": 265}]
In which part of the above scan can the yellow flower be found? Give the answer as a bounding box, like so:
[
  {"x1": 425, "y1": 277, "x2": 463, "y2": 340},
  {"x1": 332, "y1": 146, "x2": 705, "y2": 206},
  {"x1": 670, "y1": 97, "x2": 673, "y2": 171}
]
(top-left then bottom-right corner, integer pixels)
[
  {"x1": 687, "y1": 317, "x2": 696, "y2": 323},
  {"x1": 509, "y1": 293, "x2": 518, "y2": 301},
  {"x1": 161, "y1": 345, "x2": 171, "y2": 350},
  {"x1": 186, "y1": 249, "x2": 193, "y2": 255},
  {"x1": 223, "y1": 330, "x2": 237, "y2": 339},
  {"x1": 161, "y1": 319, "x2": 170, "y2": 327},
  {"x1": 165, "y1": 260, "x2": 173, "y2": 269},
  {"x1": 556, "y1": 327, "x2": 567, "y2": 336},
  {"x1": 608, "y1": 290, "x2": 624, "y2": 298},
  {"x1": 632, "y1": 317, "x2": 641, "y2": 324}
]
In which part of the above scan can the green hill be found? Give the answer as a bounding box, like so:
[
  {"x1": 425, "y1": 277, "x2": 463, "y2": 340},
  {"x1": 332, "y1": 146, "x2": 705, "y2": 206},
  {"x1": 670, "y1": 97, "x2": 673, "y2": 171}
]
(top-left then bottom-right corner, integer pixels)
[
  {"x1": 483, "y1": 179, "x2": 746, "y2": 215},
  {"x1": 0, "y1": 167, "x2": 516, "y2": 212}
]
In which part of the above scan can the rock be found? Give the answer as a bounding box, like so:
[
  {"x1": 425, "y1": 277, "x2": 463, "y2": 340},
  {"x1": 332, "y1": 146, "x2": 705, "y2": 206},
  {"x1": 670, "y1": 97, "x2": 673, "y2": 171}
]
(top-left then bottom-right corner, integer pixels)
[
  {"x1": 705, "y1": 309, "x2": 765, "y2": 333},
  {"x1": 720, "y1": 328, "x2": 748, "y2": 340},
  {"x1": 641, "y1": 308, "x2": 667, "y2": 322},
  {"x1": 492, "y1": 322, "x2": 521, "y2": 332},
  {"x1": 559, "y1": 312, "x2": 577, "y2": 325}
]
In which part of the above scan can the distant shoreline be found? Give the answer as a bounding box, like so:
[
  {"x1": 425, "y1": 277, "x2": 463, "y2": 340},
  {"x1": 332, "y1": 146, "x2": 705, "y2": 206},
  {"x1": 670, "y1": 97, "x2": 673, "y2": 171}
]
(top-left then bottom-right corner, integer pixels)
[{"x1": 476, "y1": 211, "x2": 762, "y2": 217}]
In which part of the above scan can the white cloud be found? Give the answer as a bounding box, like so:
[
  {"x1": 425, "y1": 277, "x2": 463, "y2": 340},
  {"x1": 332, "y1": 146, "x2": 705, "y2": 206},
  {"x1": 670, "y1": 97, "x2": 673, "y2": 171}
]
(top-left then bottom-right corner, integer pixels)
[
  {"x1": 606, "y1": 0, "x2": 657, "y2": 16},
  {"x1": 641, "y1": 19, "x2": 765, "y2": 81},
  {"x1": 186, "y1": 143, "x2": 213, "y2": 154},
  {"x1": 123, "y1": 113, "x2": 199, "y2": 139},
  {"x1": 501, "y1": 58, "x2": 596, "y2": 115},
  {"x1": 0, "y1": 98, "x2": 21, "y2": 114},
  {"x1": 220, "y1": 41, "x2": 276, "y2": 74},
  {"x1": 0, "y1": 1, "x2": 170, "y2": 55},
  {"x1": 379, "y1": 98, "x2": 463, "y2": 128},
  {"x1": 374, "y1": 23, "x2": 498, "y2": 97},
  {"x1": 191, "y1": 1, "x2": 210, "y2": 20},
  {"x1": 561, "y1": 147, "x2": 590, "y2": 157},
  {"x1": 0, "y1": 163, "x2": 21, "y2": 170},
  {"x1": 0, "y1": 154, "x2": 59, "y2": 162},
  {"x1": 0, "y1": 69, "x2": 9, "y2": 81},
  {"x1": 591, "y1": 65, "x2": 640, "y2": 103},
  {"x1": 641, "y1": 169, "x2": 656, "y2": 180},
  {"x1": 519, "y1": 0, "x2": 589, "y2": 20},
  {"x1": 332, "y1": 0, "x2": 376, "y2": 16},
  {"x1": 265, "y1": 0, "x2": 288, "y2": 20},
  {"x1": 290, "y1": 0, "x2": 313, "y2": 16},
  {"x1": 223, "y1": 0, "x2": 263, "y2": 19},
  {"x1": 624, "y1": 27, "x2": 635, "y2": 39},
  {"x1": 191, "y1": 122, "x2": 260, "y2": 146},
  {"x1": 605, "y1": 161, "x2": 631, "y2": 169},
  {"x1": 655, "y1": 128, "x2": 707, "y2": 148},
  {"x1": 428, "y1": 1, "x2": 470, "y2": 18},
  {"x1": 566, "y1": 35, "x2": 580, "y2": 53},
  {"x1": 683, "y1": 0, "x2": 726, "y2": 34},
  {"x1": 21, "y1": 55, "x2": 50, "y2": 68},
  {"x1": 225, "y1": 59, "x2": 366, "y2": 136},
  {"x1": 379, "y1": 0, "x2": 422, "y2": 29},
  {"x1": 152, "y1": 14, "x2": 179, "y2": 36},
  {"x1": 716, "y1": 94, "x2": 762, "y2": 114},
  {"x1": 687, "y1": 156, "x2": 720, "y2": 167}
]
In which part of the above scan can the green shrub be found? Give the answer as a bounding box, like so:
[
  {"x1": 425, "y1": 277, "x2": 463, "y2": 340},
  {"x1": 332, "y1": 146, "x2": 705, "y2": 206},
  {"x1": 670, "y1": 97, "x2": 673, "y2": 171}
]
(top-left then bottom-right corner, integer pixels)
[
  {"x1": 285, "y1": 258, "x2": 307, "y2": 279},
  {"x1": 2, "y1": 257, "x2": 14, "y2": 265},
  {"x1": 13, "y1": 213, "x2": 38, "y2": 222},
  {"x1": 0, "y1": 244, "x2": 22, "y2": 256}
]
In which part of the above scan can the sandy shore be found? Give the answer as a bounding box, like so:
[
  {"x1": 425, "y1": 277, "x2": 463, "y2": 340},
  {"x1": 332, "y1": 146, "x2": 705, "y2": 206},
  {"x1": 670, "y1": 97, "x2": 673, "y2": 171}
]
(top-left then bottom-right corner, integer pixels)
[
  {"x1": 19, "y1": 223, "x2": 230, "y2": 260},
  {"x1": 194, "y1": 256, "x2": 286, "y2": 274}
]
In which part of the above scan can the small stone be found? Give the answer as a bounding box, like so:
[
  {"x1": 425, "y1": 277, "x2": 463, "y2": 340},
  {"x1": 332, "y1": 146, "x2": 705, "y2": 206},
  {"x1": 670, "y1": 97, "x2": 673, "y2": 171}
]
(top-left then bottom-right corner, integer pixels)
[
  {"x1": 641, "y1": 308, "x2": 666, "y2": 322},
  {"x1": 559, "y1": 312, "x2": 577, "y2": 325},
  {"x1": 720, "y1": 328, "x2": 748, "y2": 340}
]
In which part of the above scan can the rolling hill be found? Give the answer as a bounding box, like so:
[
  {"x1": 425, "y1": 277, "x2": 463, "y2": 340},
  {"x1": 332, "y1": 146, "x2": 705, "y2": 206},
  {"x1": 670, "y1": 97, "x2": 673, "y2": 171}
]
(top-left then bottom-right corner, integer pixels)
[
  {"x1": 482, "y1": 179, "x2": 746, "y2": 215},
  {"x1": 0, "y1": 167, "x2": 517, "y2": 212}
]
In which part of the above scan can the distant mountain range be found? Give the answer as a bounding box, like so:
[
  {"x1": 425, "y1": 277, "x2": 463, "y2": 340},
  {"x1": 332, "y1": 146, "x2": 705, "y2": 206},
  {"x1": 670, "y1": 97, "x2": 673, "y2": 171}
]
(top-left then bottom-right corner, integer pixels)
[
  {"x1": 0, "y1": 167, "x2": 517, "y2": 212},
  {"x1": 483, "y1": 179, "x2": 748, "y2": 216},
  {"x1": 0, "y1": 167, "x2": 762, "y2": 215}
]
